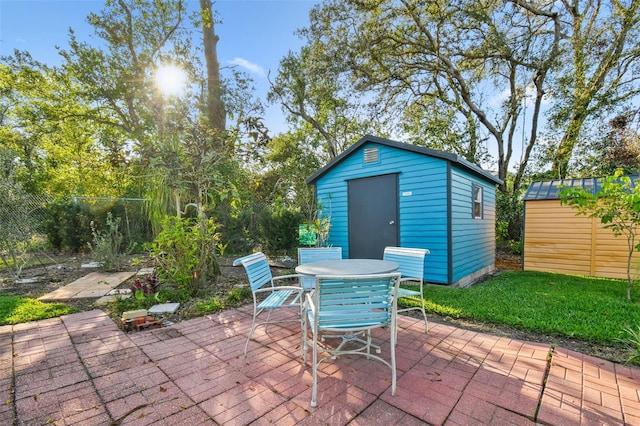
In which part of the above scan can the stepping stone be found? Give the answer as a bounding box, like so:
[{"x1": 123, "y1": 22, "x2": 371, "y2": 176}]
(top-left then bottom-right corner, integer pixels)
[
  {"x1": 38, "y1": 271, "x2": 135, "y2": 301},
  {"x1": 95, "y1": 288, "x2": 133, "y2": 305},
  {"x1": 15, "y1": 278, "x2": 40, "y2": 284},
  {"x1": 81, "y1": 261, "x2": 103, "y2": 269},
  {"x1": 148, "y1": 303, "x2": 180, "y2": 314},
  {"x1": 136, "y1": 267, "x2": 155, "y2": 275}
]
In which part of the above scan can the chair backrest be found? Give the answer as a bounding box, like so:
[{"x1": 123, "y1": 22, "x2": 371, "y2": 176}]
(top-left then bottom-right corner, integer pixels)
[
  {"x1": 297, "y1": 247, "x2": 343, "y2": 289},
  {"x1": 383, "y1": 247, "x2": 430, "y2": 280},
  {"x1": 312, "y1": 273, "x2": 401, "y2": 330},
  {"x1": 233, "y1": 252, "x2": 274, "y2": 292}
]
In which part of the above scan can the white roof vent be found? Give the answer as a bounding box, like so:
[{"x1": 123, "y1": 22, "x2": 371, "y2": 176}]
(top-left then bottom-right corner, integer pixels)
[{"x1": 364, "y1": 147, "x2": 379, "y2": 163}]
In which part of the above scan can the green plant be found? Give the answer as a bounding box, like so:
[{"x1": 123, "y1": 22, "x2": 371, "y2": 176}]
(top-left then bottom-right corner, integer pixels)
[
  {"x1": 496, "y1": 190, "x2": 523, "y2": 254},
  {"x1": 132, "y1": 270, "x2": 160, "y2": 299},
  {"x1": 195, "y1": 297, "x2": 224, "y2": 314},
  {"x1": 0, "y1": 295, "x2": 77, "y2": 325},
  {"x1": 88, "y1": 212, "x2": 132, "y2": 271},
  {"x1": 259, "y1": 205, "x2": 303, "y2": 255},
  {"x1": 43, "y1": 199, "x2": 93, "y2": 252},
  {"x1": 559, "y1": 169, "x2": 640, "y2": 301},
  {"x1": 224, "y1": 286, "x2": 251, "y2": 305},
  {"x1": 150, "y1": 216, "x2": 220, "y2": 297},
  {"x1": 216, "y1": 242, "x2": 228, "y2": 257},
  {"x1": 621, "y1": 325, "x2": 640, "y2": 365}
]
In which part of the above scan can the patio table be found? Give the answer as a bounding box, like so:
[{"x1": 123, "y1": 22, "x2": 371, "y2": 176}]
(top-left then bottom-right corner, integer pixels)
[
  {"x1": 296, "y1": 258, "x2": 400, "y2": 352},
  {"x1": 295, "y1": 258, "x2": 399, "y2": 276}
]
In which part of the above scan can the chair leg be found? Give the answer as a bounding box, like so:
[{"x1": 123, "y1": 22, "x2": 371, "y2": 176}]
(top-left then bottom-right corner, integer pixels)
[
  {"x1": 391, "y1": 312, "x2": 397, "y2": 396},
  {"x1": 394, "y1": 297, "x2": 429, "y2": 345},
  {"x1": 419, "y1": 298, "x2": 428, "y2": 334},
  {"x1": 244, "y1": 309, "x2": 259, "y2": 358},
  {"x1": 302, "y1": 309, "x2": 308, "y2": 363},
  {"x1": 311, "y1": 330, "x2": 319, "y2": 407}
]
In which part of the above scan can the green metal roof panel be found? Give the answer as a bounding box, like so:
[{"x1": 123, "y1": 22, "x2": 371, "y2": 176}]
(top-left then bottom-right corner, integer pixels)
[{"x1": 524, "y1": 175, "x2": 639, "y2": 200}]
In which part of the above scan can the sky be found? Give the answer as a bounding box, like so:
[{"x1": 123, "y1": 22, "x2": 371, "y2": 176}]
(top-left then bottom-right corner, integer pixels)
[{"x1": 0, "y1": 0, "x2": 318, "y2": 134}]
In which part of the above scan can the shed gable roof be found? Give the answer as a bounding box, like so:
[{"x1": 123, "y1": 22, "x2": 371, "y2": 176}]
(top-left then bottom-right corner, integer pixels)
[{"x1": 306, "y1": 134, "x2": 502, "y2": 185}]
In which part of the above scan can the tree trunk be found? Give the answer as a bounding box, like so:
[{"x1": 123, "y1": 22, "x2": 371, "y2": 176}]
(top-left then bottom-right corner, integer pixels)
[{"x1": 199, "y1": 0, "x2": 226, "y2": 134}]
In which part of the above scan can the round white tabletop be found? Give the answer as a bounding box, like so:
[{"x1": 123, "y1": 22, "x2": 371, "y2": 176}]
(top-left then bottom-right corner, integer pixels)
[{"x1": 295, "y1": 259, "x2": 399, "y2": 276}]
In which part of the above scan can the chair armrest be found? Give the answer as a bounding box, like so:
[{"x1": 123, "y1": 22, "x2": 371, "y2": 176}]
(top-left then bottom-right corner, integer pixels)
[
  {"x1": 399, "y1": 277, "x2": 422, "y2": 284},
  {"x1": 272, "y1": 274, "x2": 303, "y2": 286},
  {"x1": 253, "y1": 285, "x2": 302, "y2": 295}
]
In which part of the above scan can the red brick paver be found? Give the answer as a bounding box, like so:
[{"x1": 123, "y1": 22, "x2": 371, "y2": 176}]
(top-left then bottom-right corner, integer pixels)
[{"x1": 1, "y1": 307, "x2": 639, "y2": 425}]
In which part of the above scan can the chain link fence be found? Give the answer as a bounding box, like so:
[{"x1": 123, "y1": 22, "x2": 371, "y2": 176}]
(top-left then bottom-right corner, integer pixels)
[
  {"x1": 1, "y1": 193, "x2": 313, "y2": 258},
  {"x1": 71, "y1": 196, "x2": 152, "y2": 245},
  {"x1": 0, "y1": 194, "x2": 152, "y2": 253}
]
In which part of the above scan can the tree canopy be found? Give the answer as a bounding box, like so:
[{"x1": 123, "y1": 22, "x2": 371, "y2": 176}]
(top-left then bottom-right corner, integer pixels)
[{"x1": 270, "y1": 0, "x2": 640, "y2": 194}]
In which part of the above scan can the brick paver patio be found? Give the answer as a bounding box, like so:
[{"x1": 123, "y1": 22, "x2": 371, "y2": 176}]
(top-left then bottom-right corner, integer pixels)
[{"x1": 1, "y1": 307, "x2": 639, "y2": 425}]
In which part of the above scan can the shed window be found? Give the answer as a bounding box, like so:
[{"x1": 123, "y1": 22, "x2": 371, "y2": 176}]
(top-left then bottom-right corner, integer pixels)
[{"x1": 472, "y1": 184, "x2": 483, "y2": 219}]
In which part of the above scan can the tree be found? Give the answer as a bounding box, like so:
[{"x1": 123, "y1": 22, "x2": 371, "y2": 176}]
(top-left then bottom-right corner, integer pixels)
[
  {"x1": 571, "y1": 109, "x2": 640, "y2": 177},
  {"x1": 296, "y1": 0, "x2": 562, "y2": 193},
  {"x1": 57, "y1": 0, "x2": 193, "y2": 157},
  {"x1": 287, "y1": 0, "x2": 640, "y2": 193},
  {"x1": 199, "y1": 0, "x2": 226, "y2": 133},
  {"x1": 549, "y1": 0, "x2": 640, "y2": 177},
  {"x1": 268, "y1": 46, "x2": 385, "y2": 160},
  {"x1": 0, "y1": 52, "x2": 129, "y2": 197},
  {"x1": 559, "y1": 169, "x2": 640, "y2": 301}
]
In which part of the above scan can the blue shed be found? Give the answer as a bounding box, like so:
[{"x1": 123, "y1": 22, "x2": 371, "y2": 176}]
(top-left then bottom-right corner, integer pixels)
[{"x1": 306, "y1": 135, "x2": 502, "y2": 286}]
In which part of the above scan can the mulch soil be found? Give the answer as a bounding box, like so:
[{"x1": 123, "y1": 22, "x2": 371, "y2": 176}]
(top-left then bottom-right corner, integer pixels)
[{"x1": 0, "y1": 252, "x2": 633, "y2": 365}]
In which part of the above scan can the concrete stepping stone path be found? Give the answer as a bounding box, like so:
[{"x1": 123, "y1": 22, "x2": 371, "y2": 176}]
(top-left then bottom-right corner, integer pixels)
[{"x1": 38, "y1": 271, "x2": 135, "y2": 302}]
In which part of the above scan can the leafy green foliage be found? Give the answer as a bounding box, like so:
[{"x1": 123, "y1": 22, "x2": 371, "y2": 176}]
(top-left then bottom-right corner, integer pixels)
[
  {"x1": 88, "y1": 213, "x2": 133, "y2": 271},
  {"x1": 43, "y1": 199, "x2": 93, "y2": 252},
  {"x1": 195, "y1": 287, "x2": 251, "y2": 315},
  {"x1": 150, "y1": 216, "x2": 221, "y2": 297},
  {"x1": 621, "y1": 325, "x2": 640, "y2": 365},
  {"x1": 559, "y1": 169, "x2": 640, "y2": 301},
  {"x1": 419, "y1": 271, "x2": 640, "y2": 347},
  {"x1": 259, "y1": 205, "x2": 303, "y2": 256},
  {"x1": 0, "y1": 156, "x2": 37, "y2": 281},
  {"x1": 496, "y1": 190, "x2": 523, "y2": 254}
]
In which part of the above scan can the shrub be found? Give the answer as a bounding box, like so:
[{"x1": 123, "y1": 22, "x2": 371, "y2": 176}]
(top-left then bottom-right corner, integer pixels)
[
  {"x1": 43, "y1": 199, "x2": 93, "y2": 252},
  {"x1": 259, "y1": 206, "x2": 303, "y2": 256},
  {"x1": 622, "y1": 325, "x2": 640, "y2": 365},
  {"x1": 150, "y1": 216, "x2": 221, "y2": 297},
  {"x1": 88, "y1": 213, "x2": 133, "y2": 271}
]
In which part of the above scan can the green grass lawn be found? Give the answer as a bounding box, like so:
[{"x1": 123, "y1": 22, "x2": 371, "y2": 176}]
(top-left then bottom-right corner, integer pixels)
[
  {"x1": 407, "y1": 270, "x2": 640, "y2": 347},
  {"x1": 3, "y1": 270, "x2": 639, "y2": 352},
  {"x1": 0, "y1": 295, "x2": 77, "y2": 325}
]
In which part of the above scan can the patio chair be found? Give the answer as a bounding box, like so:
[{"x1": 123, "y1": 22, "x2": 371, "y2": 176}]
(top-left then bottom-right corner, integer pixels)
[
  {"x1": 297, "y1": 247, "x2": 343, "y2": 290},
  {"x1": 383, "y1": 246, "x2": 430, "y2": 336},
  {"x1": 233, "y1": 252, "x2": 303, "y2": 357},
  {"x1": 303, "y1": 273, "x2": 401, "y2": 407}
]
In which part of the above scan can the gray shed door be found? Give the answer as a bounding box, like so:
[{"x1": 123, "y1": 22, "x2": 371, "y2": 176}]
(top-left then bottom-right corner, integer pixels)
[{"x1": 348, "y1": 174, "x2": 398, "y2": 259}]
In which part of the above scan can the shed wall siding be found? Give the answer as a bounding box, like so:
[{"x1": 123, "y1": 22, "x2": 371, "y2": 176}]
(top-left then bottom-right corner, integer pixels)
[
  {"x1": 315, "y1": 142, "x2": 449, "y2": 283},
  {"x1": 523, "y1": 200, "x2": 638, "y2": 279},
  {"x1": 450, "y1": 169, "x2": 496, "y2": 282}
]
